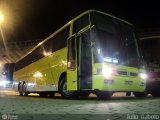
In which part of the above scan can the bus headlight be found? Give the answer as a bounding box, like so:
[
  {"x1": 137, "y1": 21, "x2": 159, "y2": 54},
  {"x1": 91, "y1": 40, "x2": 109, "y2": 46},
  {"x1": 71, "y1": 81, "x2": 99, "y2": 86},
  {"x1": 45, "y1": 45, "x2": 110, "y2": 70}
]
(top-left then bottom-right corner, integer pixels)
[
  {"x1": 102, "y1": 67, "x2": 113, "y2": 78},
  {"x1": 139, "y1": 73, "x2": 147, "y2": 79}
]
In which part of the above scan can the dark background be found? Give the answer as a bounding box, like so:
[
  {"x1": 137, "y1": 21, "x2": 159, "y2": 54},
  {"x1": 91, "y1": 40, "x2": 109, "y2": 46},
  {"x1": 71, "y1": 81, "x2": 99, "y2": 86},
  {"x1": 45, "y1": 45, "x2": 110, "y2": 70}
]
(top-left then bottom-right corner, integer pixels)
[{"x1": 0, "y1": 0, "x2": 160, "y2": 42}]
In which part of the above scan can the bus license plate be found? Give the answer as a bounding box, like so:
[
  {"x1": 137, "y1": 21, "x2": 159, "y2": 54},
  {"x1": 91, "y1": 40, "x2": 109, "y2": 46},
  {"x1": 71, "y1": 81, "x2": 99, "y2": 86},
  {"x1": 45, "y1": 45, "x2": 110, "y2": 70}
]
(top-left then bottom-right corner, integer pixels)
[
  {"x1": 125, "y1": 80, "x2": 133, "y2": 85},
  {"x1": 104, "y1": 80, "x2": 114, "y2": 84}
]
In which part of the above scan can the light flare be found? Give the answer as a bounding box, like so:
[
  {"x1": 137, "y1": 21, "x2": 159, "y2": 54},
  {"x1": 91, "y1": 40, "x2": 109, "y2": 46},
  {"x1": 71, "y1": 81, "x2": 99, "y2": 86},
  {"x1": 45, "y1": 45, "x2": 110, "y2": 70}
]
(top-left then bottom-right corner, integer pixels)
[{"x1": 33, "y1": 72, "x2": 43, "y2": 78}]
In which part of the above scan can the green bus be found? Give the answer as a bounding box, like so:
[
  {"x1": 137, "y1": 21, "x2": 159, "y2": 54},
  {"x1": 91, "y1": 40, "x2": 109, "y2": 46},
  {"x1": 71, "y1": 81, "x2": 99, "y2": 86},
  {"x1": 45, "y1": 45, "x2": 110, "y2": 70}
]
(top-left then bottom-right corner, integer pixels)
[{"x1": 13, "y1": 10, "x2": 147, "y2": 99}]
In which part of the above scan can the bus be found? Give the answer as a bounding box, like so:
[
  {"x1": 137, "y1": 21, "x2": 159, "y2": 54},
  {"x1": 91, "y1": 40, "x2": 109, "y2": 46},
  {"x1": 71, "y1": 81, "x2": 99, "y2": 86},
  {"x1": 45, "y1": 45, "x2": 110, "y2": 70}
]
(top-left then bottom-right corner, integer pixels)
[
  {"x1": 140, "y1": 37, "x2": 160, "y2": 97},
  {"x1": 13, "y1": 10, "x2": 147, "y2": 99},
  {"x1": 2, "y1": 63, "x2": 15, "y2": 82},
  {"x1": 0, "y1": 63, "x2": 15, "y2": 88}
]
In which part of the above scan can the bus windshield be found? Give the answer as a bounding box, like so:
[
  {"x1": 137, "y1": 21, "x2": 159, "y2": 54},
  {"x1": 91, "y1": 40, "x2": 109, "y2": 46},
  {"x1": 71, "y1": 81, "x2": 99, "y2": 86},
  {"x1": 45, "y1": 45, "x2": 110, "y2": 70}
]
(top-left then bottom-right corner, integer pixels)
[{"x1": 91, "y1": 12, "x2": 139, "y2": 67}]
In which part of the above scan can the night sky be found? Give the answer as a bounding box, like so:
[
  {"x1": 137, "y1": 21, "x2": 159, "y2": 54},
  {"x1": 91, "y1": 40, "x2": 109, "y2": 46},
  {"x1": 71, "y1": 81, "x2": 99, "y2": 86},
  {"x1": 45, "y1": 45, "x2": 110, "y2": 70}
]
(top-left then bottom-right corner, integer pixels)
[{"x1": 0, "y1": 0, "x2": 160, "y2": 43}]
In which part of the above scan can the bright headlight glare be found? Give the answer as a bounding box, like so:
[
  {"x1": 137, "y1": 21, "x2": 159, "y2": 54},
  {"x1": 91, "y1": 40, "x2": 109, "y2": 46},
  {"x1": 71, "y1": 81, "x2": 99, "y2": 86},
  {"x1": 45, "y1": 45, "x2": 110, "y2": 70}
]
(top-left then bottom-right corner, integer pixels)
[
  {"x1": 0, "y1": 80, "x2": 11, "y2": 87},
  {"x1": 102, "y1": 67, "x2": 113, "y2": 77},
  {"x1": 140, "y1": 73, "x2": 147, "y2": 79}
]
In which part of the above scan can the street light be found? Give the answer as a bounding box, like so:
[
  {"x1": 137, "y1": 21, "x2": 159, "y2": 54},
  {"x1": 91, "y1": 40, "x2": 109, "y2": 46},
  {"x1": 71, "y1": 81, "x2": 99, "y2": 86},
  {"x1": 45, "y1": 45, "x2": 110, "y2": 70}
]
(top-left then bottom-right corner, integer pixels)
[
  {"x1": 0, "y1": 11, "x2": 5, "y2": 43},
  {"x1": 0, "y1": 11, "x2": 6, "y2": 65},
  {"x1": 0, "y1": 12, "x2": 4, "y2": 24}
]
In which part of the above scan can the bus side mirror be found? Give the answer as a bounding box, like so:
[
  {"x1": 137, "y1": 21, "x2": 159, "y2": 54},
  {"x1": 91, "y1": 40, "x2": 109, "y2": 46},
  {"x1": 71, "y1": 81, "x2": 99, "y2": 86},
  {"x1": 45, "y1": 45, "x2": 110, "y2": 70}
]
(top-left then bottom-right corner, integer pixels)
[{"x1": 90, "y1": 40, "x2": 95, "y2": 48}]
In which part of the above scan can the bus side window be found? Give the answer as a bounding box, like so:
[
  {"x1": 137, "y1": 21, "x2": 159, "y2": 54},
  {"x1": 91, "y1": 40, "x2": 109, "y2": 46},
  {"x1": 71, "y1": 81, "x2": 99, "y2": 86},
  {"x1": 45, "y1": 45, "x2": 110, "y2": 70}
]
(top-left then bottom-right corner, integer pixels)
[
  {"x1": 41, "y1": 39, "x2": 53, "y2": 56},
  {"x1": 73, "y1": 14, "x2": 89, "y2": 34},
  {"x1": 29, "y1": 47, "x2": 43, "y2": 63},
  {"x1": 53, "y1": 27, "x2": 69, "y2": 52}
]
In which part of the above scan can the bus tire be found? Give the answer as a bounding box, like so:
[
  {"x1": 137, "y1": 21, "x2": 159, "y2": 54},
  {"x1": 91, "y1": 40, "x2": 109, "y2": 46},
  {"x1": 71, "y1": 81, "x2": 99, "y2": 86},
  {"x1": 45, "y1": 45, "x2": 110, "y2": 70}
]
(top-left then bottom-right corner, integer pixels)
[
  {"x1": 126, "y1": 92, "x2": 131, "y2": 96},
  {"x1": 96, "y1": 91, "x2": 113, "y2": 100},
  {"x1": 18, "y1": 82, "x2": 22, "y2": 96},
  {"x1": 59, "y1": 77, "x2": 78, "y2": 98},
  {"x1": 133, "y1": 92, "x2": 147, "y2": 97},
  {"x1": 149, "y1": 84, "x2": 160, "y2": 97},
  {"x1": 48, "y1": 92, "x2": 55, "y2": 97},
  {"x1": 22, "y1": 83, "x2": 29, "y2": 96},
  {"x1": 79, "y1": 91, "x2": 90, "y2": 97},
  {"x1": 39, "y1": 92, "x2": 48, "y2": 97}
]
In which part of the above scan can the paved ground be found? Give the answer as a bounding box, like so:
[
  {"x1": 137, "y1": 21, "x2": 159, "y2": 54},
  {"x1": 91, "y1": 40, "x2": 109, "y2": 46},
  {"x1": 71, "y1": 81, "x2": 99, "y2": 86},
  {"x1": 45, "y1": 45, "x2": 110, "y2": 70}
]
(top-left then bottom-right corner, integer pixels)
[{"x1": 0, "y1": 89, "x2": 160, "y2": 120}]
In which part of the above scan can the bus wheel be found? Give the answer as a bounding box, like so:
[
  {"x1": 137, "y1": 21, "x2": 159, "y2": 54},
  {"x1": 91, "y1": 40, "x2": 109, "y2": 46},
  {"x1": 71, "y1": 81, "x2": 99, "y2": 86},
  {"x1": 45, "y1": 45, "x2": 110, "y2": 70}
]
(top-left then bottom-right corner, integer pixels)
[
  {"x1": 133, "y1": 92, "x2": 147, "y2": 97},
  {"x1": 48, "y1": 92, "x2": 55, "y2": 97},
  {"x1": 39, "y1": 92, "x2": 48, "y2": 97},
  {"x1": 18, "y1": 82, "x2": 22, "y2": 96},
  {"x1": 22, "y1": 83, "x2": 28, "y2": 96},
  {"x1": 60, "y1": 77, "x2": 78, "y2": 98},
  {"x1": 126, "y1": 92, "x2": 131, "y2": 96},
  {"x1": 79, "y1": 91, "x2": 90, "y2": 98},
  {"x1": 96, "y1": 91, "x2": 113, "y2": 100}
]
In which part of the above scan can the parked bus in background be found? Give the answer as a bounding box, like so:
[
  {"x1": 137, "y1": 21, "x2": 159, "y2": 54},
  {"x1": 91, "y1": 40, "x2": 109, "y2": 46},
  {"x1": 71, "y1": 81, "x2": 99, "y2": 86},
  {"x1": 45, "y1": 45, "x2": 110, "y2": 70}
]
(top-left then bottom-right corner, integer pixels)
[
  {"x1": 140, "y1": 37, "x2": 160, "y2": 97},
  {"x1": 0, "y1": 63, "x2": 15, "y2": 88},
  {"x1": 13, "y1": 10, "x2": 147, "y2": 99}
]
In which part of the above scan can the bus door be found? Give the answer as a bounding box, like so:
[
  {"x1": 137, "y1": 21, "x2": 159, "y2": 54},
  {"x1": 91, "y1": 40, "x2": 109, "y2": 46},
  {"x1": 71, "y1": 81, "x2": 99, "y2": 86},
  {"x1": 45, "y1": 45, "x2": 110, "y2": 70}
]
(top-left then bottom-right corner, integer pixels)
[
  {"x1": 77, "y1": 31, "x2": 92, "y2": 89},
  {"x1": 67, "y1": 35, "x2": 78, "y2": 90},
  {"x1": 67, "y1": 31, "x2": 92, "y2": 90}
]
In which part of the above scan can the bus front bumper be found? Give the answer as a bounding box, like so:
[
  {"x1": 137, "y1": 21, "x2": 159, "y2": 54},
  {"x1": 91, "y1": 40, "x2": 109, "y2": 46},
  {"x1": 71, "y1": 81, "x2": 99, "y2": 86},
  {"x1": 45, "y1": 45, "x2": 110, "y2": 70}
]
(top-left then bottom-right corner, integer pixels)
[{"x1": 92, "y1": 75, "x2": 146, "y2": 92}]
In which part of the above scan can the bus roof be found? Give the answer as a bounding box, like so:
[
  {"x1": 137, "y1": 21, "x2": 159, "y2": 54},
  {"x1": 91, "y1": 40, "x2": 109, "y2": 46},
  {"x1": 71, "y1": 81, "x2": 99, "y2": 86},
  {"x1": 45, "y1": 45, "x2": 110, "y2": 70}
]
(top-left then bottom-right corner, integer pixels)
[
  {"x1": 16, "y1": 9, "x2": 133, "y2": 63},
  {"x1": 140, "y1": 36, "x2": 160, "y2": 40}
]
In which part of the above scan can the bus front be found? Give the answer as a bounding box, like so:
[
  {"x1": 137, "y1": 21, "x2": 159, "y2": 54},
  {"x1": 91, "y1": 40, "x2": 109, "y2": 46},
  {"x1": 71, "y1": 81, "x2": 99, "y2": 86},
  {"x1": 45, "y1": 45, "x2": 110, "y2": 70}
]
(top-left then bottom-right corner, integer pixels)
[{"x1": 90, "y1": 11, "x2": 147, "y2": 98}]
